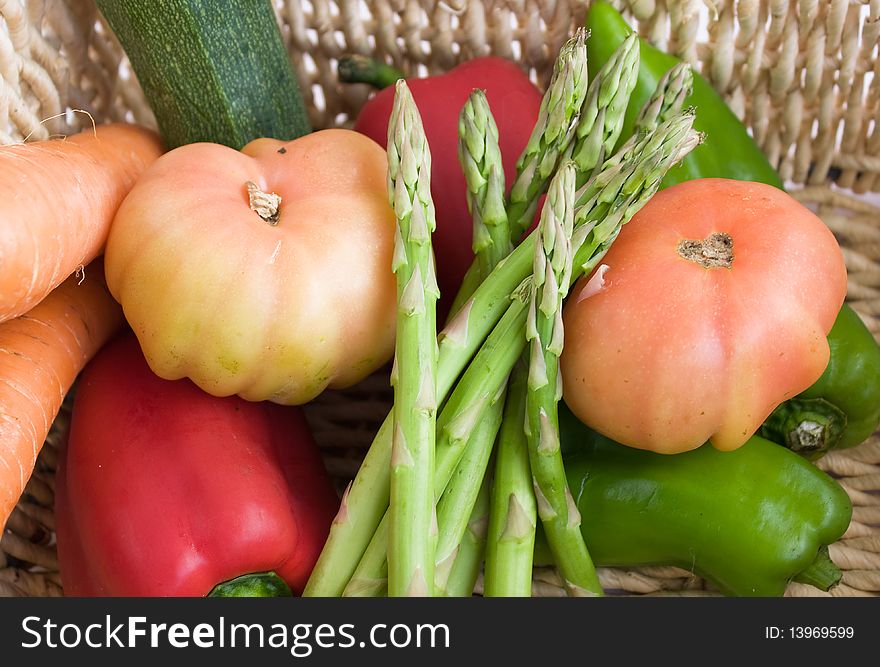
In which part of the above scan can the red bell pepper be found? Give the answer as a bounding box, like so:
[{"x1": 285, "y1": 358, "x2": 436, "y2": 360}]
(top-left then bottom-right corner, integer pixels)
[
  {"x1": 55, "y1": 334, "x2": 339, "y2": 597},
  {"x1": 346, "y1": 56, "x2": 542, "y2": 322}
]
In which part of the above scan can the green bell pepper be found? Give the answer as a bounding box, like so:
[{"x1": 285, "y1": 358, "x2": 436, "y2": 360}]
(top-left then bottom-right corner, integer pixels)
[
  {"x1": 543, "y1": 405, "x2": 852, "y2": 597},
  {"x1": 761, "y1": 304, "x2": 880, "y2": 458},
  {"x1": 585, "y1": 1, "x2": 784, "y2": 189}
]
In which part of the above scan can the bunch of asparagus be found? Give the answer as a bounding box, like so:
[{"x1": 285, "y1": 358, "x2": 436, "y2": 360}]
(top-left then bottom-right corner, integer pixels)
[{"x1": 304, "y1": 30, "x2": 700, "y2": 597}]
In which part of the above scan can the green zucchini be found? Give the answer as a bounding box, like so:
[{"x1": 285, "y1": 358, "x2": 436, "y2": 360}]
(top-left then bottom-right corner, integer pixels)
[{"x1": 97, "y1": 0, "x2": 311, "y2": 149}]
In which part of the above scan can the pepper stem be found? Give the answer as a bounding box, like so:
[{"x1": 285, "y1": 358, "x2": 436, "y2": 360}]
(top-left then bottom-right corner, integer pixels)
[
  {"x1": 760, "y1": 397, "x2": 847, "y2": 458},
  {"x1": 792, "y1": 546, "x2": 842, "y2": 592},
  {"x1": 208, "y1": 571, "x2": 293, "y2": 597},
  {"x1": 338, "y1": 55, "x2": 405, "y2": 89},
  {"x1": 246, "y1": 181, "x2": 281, "y2": 225}
]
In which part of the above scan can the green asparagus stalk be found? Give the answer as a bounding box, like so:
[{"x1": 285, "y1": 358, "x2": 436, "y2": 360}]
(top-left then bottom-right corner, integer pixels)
[
  {"x1": 507, "y1": 28, "x2": 589, "y2": 241},
  {"x1": 303, "y1": 110, "x2": 699, "y2": 598},
  {"x1": 571, "y1": 111, "x2": 700, "y2": 280},
  {"x1": 347, "y1": 464, "x2": 495, "y2": 598},
  {"x1": 433, "y1": 387, "x2": 506, "y2": 594},
  {"x1": 343, "y1": 518, "x2": 389, "y2": 597},
  {"x1": 442, "y1": 472, "x2": 492, "y2": 597},
  {"x1": 447, "y1": 98, "x2": 512, "y2": 317},
  {"x1": 524, "y1": 162, "x2": 602, "y2": 597},
  {"x1": 634, "y1": 62, "x2": 693, "y2": 133},
  {"x1": 433, "y1": 90, "x2": 512, "y2": 594},
  {"x1": 484, "y1": 361, "x2": 536, "y2": 596},
  {"x1": 450, "y1": 32, "x2": 643, "y2": 318},
  {"x1": 341, "y1": 120, "x2": 698, "y2": 597},
  {"x1": 347, "y1": 92, "x2": 513, "y2": 599},
  {"x1": 458, "y1": 89, "x2": 511, "y2": 281},
  {"x1": 480, "y1": 36, "x2": 642, "y2": 596},
  {"x1": 386, "y1": 80, "x2": 440, "y2": 597},
  {"x1": 569, "y1": 33, "x2": 640, "y2": 185},
  {"x1": 343, "y1": 289, "x2": 529, "y2": 597}
]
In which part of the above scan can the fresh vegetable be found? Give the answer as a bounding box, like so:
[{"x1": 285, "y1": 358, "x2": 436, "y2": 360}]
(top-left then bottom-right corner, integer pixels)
[
  {"x1": 97, "y1": 0, "x2": 310, "y2": 150},
  {"x1": 585, "y1": 1, "x2": 784, "y2": 189},
  {"x1": 441, "y1": 472, "x2": 491, "y2": 597},
  {"x1": 458, "y1": 90, "x2": 513, "y2": 286},
  {"x1": 505, "y1": 30, "x2": 593, "y2": 240},
  {"x1": 524, "y1": 163, "x2": 602, "y2": 596},
  {"x1": 561, "y1": 178, "x2": 847, "y2": 454},
  {"x1": 347, "y1": 54, "x2": 542, "y2": 322},
  {"x1": 104, "y1": 129, "x2": 397, "y2": 406},
  {"x1": 0, "y1": 263, "x2": 123, "y2": 530},
  {"x1": 344, "y1": 88, "x2": 519, "y2": 598},
  {"x1": 483, "y1": 363, "x2": 536, "y2": 597},
  {"x1": 309, "y1": 35, "x2": 587, "y2": 596},
  {"x1": 761, "y1": 303, "x2": 880, "y2": 458},
  {"x1": 433, "y1": 367, "x2": 506, "y2": 596},
  {"x1": 551, "y1": 406, "x2": 852, "y2": 597},
  {"x1": 304, "y1": 106, "x2": 700, "y2": 596},
  {"x1": 447, "y1": 31, "x2": 591, "y2": 317},
  {"x1": 418, "y1": 40, "x2": 645, "y2": 596},
  {"x1": 333, "y1": 111, "x2": 698, "y2": 597},
  {"x1": 567, "y1": 33, "x2": 640, "y2": 189},
  {"x1": 484, "y1": 36, "x2": 678, "y2": 599},
  {"x1": 386, "y1": 81, "x2": 440, "y2": 597},
  {"x1": 433, "y1": 90, "x2": 511, "y2": 596},
  {"x1": 55, "y1": 334, "x2": 339, "y2": 596},
  {"x1": 0, "y1": 123, "x2": 163, "y2": 324}
]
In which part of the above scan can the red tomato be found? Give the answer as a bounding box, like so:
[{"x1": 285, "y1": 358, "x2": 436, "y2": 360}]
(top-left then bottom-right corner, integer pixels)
[{"x1": 560, "y1": 179, "x2": 847, "y2": 454}]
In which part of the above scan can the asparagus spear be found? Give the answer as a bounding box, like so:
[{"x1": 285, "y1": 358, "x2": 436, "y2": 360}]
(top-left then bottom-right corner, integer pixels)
[
  {"x1": 433, "y1": 90, "x2": 512, "y2": 594},
  {"x1": 345, "y1": 470, "x2": 495, "y2": 598},
  {"x1": 347, "y1": 92, "x2": 513, "y2": 598},
  {"x1": 524, "y1": 161, "x2": 602, "y2": 597},
  {"x1": 484, "y1": 361, "x2": 536, "y2": 596},
  {"x1": 442, "y1": 471, "x2": 492, "y2": 597},
  {"x1": 433, "y1": 61, "x2": 681, "y2": 583},
  {"x1": 569, "y1": 32, "x2": 640, "y2": 185},
  {"x1": 480, "y1": 37, "x2": 643, "y2": 596},
  {"x1": 507, "y1": 28, "x2": 589, "y2": 242},
  {"x1": 343, "y1": 518, "x2": 389, "y2": 597},
  {"x1": 344, "y1": 290, "x2": 529, "y2": 597},
  {"x1": 571, "y1": 111, "x2": 700, "y2": 279},
  {"x1": 458, "y1": 89, "x2": 511, "y2": 281},
  {"x1": 451, "y1": 35, "x2": 639, "y2": 320},
  {"x1": 433, "y1": 386, "x2": 506, "y2": 593},
  {"x1": 304, "y1": 112, "x2": 699, "y2": 597},
  {"x1": 634, "y1": 62, "x2": 693, "y2": 133},
  {"x1": 375, "y1": 119, "x2": 699, "y2": 594},
  {"x1": 386, "y1": 80, "x2": 440, "y2": 597}
]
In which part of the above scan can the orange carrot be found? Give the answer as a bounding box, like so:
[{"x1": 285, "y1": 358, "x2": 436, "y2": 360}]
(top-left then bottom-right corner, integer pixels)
[
  {"x1": 0, "y1": 123, "x2": 163, "y2": 324},
  {"x1": 0, "y1": 261, "x2": 123, "y2": 529}
]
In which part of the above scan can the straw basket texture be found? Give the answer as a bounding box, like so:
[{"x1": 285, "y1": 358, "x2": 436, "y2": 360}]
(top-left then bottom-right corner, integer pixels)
[{"x1": 1, "y1": 0, "x2": 879, "y2": 598}]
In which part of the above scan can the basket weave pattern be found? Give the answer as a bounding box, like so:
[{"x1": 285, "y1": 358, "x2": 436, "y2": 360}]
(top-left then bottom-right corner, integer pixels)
[{"x1": 1, "y1": 0, "x2": 879, "y2": 597}]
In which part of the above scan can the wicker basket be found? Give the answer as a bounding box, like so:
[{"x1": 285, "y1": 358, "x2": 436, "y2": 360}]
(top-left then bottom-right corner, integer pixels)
[{"x1": 1, "y1": 0, "x2": 879, "y2": 598}]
